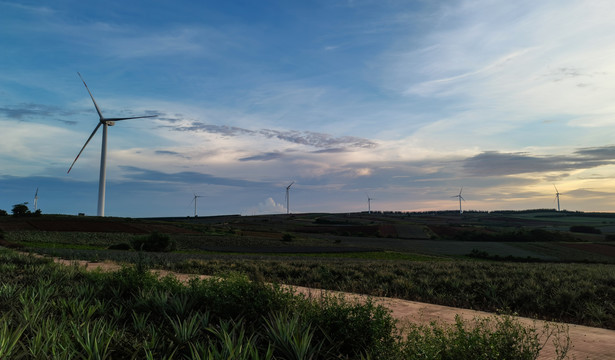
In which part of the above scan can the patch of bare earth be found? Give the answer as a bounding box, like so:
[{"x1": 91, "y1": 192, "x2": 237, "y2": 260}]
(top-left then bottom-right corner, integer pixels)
[{"x1": 50, "y1": 257, "x2": 614, "y2": 360}]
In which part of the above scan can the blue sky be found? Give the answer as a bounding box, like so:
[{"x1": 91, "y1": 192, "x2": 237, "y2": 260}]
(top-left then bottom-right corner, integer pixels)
[{"x1": 2, "y1": 0, "x2": 615, "y2": 217}]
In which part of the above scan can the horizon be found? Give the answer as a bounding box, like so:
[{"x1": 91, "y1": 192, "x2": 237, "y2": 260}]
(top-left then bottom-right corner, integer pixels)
[{"x1": 2, "y1": 1, "x2": 615, "y2": 217}]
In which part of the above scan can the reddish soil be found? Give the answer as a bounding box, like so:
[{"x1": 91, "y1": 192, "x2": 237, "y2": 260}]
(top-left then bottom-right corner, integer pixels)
[{"x1": 49, "y1": 256, "x2": 615, "y2": 360}]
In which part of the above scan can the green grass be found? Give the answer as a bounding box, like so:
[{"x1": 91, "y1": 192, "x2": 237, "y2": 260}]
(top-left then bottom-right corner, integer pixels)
[
  {"x1": 0, "y1": 249, "x2": 571, "y2": 359},
  {"x1": 23, "y1": 244, "x2": 615, "y2": 330}
]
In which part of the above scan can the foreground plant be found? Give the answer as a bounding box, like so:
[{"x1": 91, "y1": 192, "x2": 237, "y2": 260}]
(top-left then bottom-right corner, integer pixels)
[{"x1": 401, "y1": 314, "x2": 570, "y2": 360}]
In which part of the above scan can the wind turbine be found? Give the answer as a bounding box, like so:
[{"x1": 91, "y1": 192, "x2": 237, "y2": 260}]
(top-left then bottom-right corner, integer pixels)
[
  {"x1": 285, "y1": 181, "x2": 294, "y2": 214},
  {"x1": 191, "y1": 194, "x2": 203, "y2": 217},
  {"x1": 366, "y1": 193, "x2": 374, "y2": 214},
  {"x1": 554, "y1": 185, "x2": 561, "y2": 211},
  {"x1": 67, "y1": 72, "x2": 157, "y2": 217},
  {"x1": 452, "y1": 187, "x2": 465, "y2": 214},
  {"x1": 33, "y1": 188, "x2": 39, "y2": 211}
]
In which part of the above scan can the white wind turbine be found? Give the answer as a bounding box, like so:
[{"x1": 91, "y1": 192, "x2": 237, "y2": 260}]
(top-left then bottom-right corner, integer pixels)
[
  {"x1": 191, "y1": 194, "x2": 203, "y2": 217},
  {"x1": 33, "y1": 188, "x2": 39, "y2": 211},
  {"x1": 67, "y1": 73, "x2": 157, "y2": 217},
  {"x1": 452, "y1": 187, "x2": 465, "y2": 214},
  {"x1": 366, "y1": 193, "x2": 374, "y2": 214},
  {"x1": 285, "y1": 181, "x2": 294, "y2": 214},
  {"x1": 554, "y1": 185, "x2": 561, "y2": 211}
]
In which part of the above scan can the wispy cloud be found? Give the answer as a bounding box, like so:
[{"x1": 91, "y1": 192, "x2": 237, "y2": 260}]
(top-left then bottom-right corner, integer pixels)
[
  {"x1": 239, "y1": 151, "x2": 285, "y2": 162},
  {"x1": 119, "y1": 166, "x2": 268, "y2": 188},
  {"x1": 462, "y1": 147, "x2": 615, "y2": 177},
  {"x1": 167, "y1": 120, "x2": 376, "y2": 149},
  {"x1": 0, "y1": 103, "x2": 76, "y2": 121}
]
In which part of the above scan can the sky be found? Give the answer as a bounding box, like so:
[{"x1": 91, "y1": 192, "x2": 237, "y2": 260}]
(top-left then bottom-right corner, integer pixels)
[{"x1": 2, "y1": 0, "x2": 615, "y2": 217}]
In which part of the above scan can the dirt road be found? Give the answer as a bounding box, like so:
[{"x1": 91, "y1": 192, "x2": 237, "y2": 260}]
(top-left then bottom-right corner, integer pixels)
[{"x1": 57, "y1": 258, "x2": 614, "y2": 360}]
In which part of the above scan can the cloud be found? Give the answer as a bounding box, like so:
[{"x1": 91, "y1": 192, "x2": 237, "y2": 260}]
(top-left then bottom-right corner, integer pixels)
[
  {"x1": 168, "y1": 120, "x2": 377, "y2": 149},
  {"x1": 119, "y1": 166, "x2": 268, "y2": 188},
  {"x1": 462, "y1": 147, "x2": 615, "y2": 177},
  {"x1": 0, "y1": 103, "x2": 76, "y2": 121},
  {"x1": 239, "y1": 151, "x2": 284, "y2": 162},
  {"x1": 154, "y1": 150, "x2": 191, "y2": 159},
  {"x1": 310, "y1": 148, "x2": 348, "y2": 154},
  {"x1": 243, "y1": 197, "x2": 286, "y2": 215}
]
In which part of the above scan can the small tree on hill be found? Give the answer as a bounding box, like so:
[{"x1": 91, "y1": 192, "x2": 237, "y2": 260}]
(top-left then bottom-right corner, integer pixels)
[
  {"x1": 11, "y1": 204, "x2": 30, "y2": 217},
  {"x1": 0, "y1": 209, "x2": 7, "y2": 216}
]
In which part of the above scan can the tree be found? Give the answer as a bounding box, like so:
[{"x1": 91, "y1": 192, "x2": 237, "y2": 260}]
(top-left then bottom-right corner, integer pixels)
[
  {"x1": 12, "y1": 204, "x2": 30, "y2": 217},
  {"x1": 0, "y1": 209, "x2": 7, "y2": 216}
]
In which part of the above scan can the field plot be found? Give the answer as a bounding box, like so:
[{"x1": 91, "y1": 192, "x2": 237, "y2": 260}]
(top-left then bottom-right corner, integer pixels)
[
  {"x1": 0, "y1": 249, "x2": 578, "y2": 360},
  {"x1": 3, "y1": 210, "x2": 615, "y2": 332}
]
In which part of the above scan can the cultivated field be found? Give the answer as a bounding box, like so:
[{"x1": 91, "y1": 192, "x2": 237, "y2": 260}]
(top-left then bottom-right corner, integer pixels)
[{"x1": 1, "y1": 210, "x2": 614, "y2": 358}]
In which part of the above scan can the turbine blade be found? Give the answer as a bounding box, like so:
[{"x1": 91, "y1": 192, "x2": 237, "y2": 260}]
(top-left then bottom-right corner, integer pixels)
[
  {"x1": 67, "y1": 123, "x2": 102, "y2": 173},
  {"x1": 287, "y1": 181, "x2": 294, "y2": 189},
  {"x1": 105, "y1": 115, "x2": 158, "y2": 121},
  {"x1": 460, "y1": 196, "x2": 465, "y2": 201},
  {"x1": 77, "y1": 72, "x2": 104, "y2": 120}
]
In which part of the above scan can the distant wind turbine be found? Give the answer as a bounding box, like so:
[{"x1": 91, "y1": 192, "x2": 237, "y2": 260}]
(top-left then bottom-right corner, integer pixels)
[
  {"x1": 191, "y1": 194, "x2": 203, "y2": 217},
  {"x1": 452, "y1": 187, "x2": 465, "y2": 214},
  {"x1": 366, "y1": 193, "x2": 374, "y2": 214},
  {"x1": 554, "y1": 185, "x2": 561, "y2": 211},
  {"x1": 285, "y1": 181, "x2": 294, "y2": 214},
  {"x1": 67, "y1": 72, "x2": 157, "y2": 217},
  {"x1": 33, "y1": 188, "x2": 39, "y2": 211}
]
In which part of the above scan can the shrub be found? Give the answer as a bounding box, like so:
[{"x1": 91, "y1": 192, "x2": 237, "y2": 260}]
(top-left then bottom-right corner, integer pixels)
[
  {"x1": 0, "y1": 209, "x2": 7, "y2": 216},
  {"x1": 401, "y1": 315, "x2": 570, "y2": 360},
  {"x1": 108, "y1": 243, "x2": 131, "y2": 251},
  {"x1": 570, "y1": 225, "x2": 601, "y2": 234},
  {"x1": 130, "y1": 232, "x2": 175, "y2": 252}
]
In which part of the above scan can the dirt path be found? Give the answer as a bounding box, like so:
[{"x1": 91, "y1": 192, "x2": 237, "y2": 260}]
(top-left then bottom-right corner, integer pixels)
[{"x1": 55, "y1": 258, "x2": 614, "y2": 360}]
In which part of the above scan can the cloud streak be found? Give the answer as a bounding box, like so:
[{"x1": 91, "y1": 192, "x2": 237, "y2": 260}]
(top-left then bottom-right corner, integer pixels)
[
  {"x1": 462, "y1": 146, "x2": 615, "y2": 177},
  {"x1": 167, "y1": 120, "x2": 377, "y2": 149}
]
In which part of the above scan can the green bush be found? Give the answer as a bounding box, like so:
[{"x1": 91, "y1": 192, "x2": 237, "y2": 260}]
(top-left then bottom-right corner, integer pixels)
[
  {"x1": 401, "y1": 315, "x2": 569, "y2": 360},
  {"x1": 130, "y1": 232, "x2": 176, "y2": 252},
  {"x1": 569, "y1": 225, "x2": 601, "y2": 234}
]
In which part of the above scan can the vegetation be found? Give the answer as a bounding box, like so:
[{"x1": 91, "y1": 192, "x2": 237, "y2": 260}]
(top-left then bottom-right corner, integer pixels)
[
  {"x1": 21, "y1": 246, "x2": 615, "y2": 330},
  {"x1": 438, "y1": 228, "x2": 574, "y2": 242},
  {"x1": 11, "y1": 204, "x2": 41, "y2": 217},
  {"x1": 131, "y1": 232, "x2": 176, "y2": 252},
  {"x1": 0, "y1": 249, "x2": 570, "y2": 359},
  {"x1": 569, "y1": 225, "x2": 602, "y2": 234}
]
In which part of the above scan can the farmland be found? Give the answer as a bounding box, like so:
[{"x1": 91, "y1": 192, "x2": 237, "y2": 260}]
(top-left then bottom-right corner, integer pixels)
[
  {"x1": 0, "y1": 249, "x2": 572, "y2": 359},
  {"x1": 1, "y1": 210, "x2": 615, "y2": 332}
]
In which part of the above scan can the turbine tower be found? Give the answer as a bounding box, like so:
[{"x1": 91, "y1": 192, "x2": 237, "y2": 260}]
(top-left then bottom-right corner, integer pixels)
[
  {"x1": 366, "y1": 193, "x2": 374, "y2": 214},
  {"x1": 554, "y1": 185, "x2": 561, "y2": 211},
  {"x1": 452, "y1": 187, "x2": 465, "y2": 214},
  {"x1": 67, "y1": 73, "x2": 157, "y2": 217},
  {"x1": 285, "y1": 181, "x2": 294, "y2": 214},
  {"x1": 192, "y1": 194, "x2": 203, "y2": 217},
  {"x1": 33, "y1": 188, "x2": 39, "y2": 211}
]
